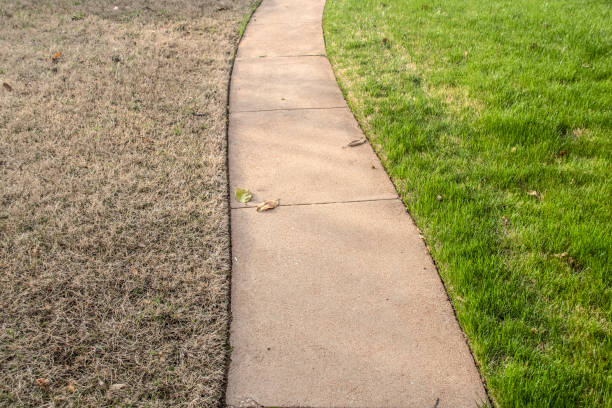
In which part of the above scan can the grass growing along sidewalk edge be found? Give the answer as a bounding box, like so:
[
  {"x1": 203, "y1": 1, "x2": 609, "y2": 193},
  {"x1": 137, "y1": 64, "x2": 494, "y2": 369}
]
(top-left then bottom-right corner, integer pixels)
[{"x1": 324, "y1": 0, "x2": 611, "y2": 406}]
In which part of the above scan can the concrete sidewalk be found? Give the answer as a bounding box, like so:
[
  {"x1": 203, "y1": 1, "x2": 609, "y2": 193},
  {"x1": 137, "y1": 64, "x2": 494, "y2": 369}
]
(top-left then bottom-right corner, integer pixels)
[{"x1": 226, "y1": 1, "x2": 488, "y2": 407}]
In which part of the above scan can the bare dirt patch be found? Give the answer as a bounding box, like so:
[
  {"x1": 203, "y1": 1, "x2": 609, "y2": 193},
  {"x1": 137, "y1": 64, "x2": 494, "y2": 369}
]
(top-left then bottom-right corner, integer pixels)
[{"x1": 0, "y1": 0, "x2": 254, "y2": 405}]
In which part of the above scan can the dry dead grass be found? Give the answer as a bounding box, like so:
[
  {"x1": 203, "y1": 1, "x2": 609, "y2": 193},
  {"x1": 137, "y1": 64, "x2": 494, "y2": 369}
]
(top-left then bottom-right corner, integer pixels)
[{"x1": 0, "y1": 0, "x2": 254, "y2": 405}]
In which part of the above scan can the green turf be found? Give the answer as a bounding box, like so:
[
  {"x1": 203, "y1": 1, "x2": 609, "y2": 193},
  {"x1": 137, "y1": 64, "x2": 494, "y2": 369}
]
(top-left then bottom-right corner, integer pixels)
[{"x1": 323, "y1": 0, "x2": 611, "y2": 406}]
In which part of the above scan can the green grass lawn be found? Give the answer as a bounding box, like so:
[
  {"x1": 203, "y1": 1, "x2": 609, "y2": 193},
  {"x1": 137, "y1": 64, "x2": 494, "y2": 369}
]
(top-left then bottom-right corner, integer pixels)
[{"x1": 323, "y1": 0, "x2": 611, "y2": 406}]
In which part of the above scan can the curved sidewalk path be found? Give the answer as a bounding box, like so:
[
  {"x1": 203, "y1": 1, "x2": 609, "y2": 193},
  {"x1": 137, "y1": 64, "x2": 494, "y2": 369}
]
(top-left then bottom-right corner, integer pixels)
[{"x1": 226, "y1": 1, "x2": 488, "y2": 407}]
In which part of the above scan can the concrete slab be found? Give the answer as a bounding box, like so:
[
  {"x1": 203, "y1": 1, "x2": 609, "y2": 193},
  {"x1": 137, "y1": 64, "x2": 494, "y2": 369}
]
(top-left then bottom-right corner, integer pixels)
[
  {"x1": 227, "y1": 200, "x2": 488, "y2": 408},
  {"x1": 249, "y1": 0, "x2": 326, "y2": 25},
  {"x1": 226, "y1": 0, "x2": 489, "y2": 406},
  {"x1": 229, "y1": 56, "x2": 346, "y2": 112},
  {"x1": 229, "y1": 108, "x2": 397, "y2": 207},
  {"x1": 237, "y1": 22, "x2": 325, "y2": 58}
]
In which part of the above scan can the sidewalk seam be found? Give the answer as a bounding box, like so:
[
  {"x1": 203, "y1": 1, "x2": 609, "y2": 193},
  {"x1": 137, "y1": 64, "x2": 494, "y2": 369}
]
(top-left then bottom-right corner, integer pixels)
[
  {"x1": 230, "y1": 106, "x2": 347, "y2": 114},
  {"x1": 230, "y1": 197, "x2": 400, "y2": 210},
  {"x1": 236, "y1": 54, "x2": 325, "y2": 60}
]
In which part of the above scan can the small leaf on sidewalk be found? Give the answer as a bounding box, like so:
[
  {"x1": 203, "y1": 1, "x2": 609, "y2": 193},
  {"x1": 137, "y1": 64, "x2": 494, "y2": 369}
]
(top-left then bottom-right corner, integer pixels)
[
  {"x1": 256, "y1": 199, "x2": 279, "y2": 212},
  {"x1": 343, "y1": 138, "x2": 367, "y2": 148},
  {"x1": 3, "y1": 82, "x2": 12, "y2": 92},
  {"x1": 235, "y1": 187, "x2": 252, "y2": 204}
]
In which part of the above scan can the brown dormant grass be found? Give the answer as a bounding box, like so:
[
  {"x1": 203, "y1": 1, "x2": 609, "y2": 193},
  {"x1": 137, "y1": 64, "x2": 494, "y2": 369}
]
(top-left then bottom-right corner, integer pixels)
[{"x1": 0, "y1": 1, "x2": 254, "y2": 405}]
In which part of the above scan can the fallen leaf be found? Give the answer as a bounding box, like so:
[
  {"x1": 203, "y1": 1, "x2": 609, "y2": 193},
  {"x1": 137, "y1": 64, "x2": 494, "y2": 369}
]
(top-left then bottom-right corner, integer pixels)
[
  {"x1": 370, "y1": 164, "x2": 376, "y2": 169},
  {"x1": 557, "y1": 150, "x2": 568, "y2": 158},
  {"x1": 36, "y1": 378, "x2": 50, "y2": 387},
  {"x1": 527, "y1": 190, "x2": 539, "y2": 198},
  {"x1": 256, "y1": 199, "x2": 279, "y2": 212},
  {"x1": 343, "y1": 138, "x2": 367, "y2": 148},
  {"x1": 52, "y1": 51, "x2": 62, "y2": 62},
  {"x1": 3, "y1": 82, "x2": 12, "y2": 92},
  {"x1": 531, "y1": 327, "x2": 538, "y2": 333},
  {"x1": 235, "y1": 187, "x2": 252, "y2": 204},
  {"x1": 131, "y1": 267, "x2": 138, "y2": 275},
  {"x1": 382, "y1": 37, "x2": 388, "y2": 45},
  {"x1": 66, "y1": 382, "x2": 75, "y2": 393},
  {"x1": 554, "y1": 252, "x2": 568, "y2": 258},
  {"x1": 110, "y1": 383, "x2": 126, "y2": 391}
]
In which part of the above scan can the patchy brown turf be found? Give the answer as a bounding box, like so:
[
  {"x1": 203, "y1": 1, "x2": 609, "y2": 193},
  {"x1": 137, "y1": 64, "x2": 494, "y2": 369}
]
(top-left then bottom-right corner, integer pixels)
[{"x1": 0, "y1": 0, "x2": 255, "y2": 405}]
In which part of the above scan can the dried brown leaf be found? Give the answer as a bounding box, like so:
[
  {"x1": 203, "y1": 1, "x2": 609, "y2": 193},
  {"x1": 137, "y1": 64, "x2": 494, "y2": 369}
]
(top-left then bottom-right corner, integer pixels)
[
  {"x1": 2, "y1": 82, "x2": 12, "y2": 92},
  {"x1": 343, "y1": 138, "x2": 367, "y2": 148},
  {"x1": 66, "y1": 382, "x2": 76, "y2": 393},
  {"x1": 256, "y1": 199, "x2": 279, "y2": 212},
  {"x1": 36, "y1": 378, "x2": 50, "y2": 387}
]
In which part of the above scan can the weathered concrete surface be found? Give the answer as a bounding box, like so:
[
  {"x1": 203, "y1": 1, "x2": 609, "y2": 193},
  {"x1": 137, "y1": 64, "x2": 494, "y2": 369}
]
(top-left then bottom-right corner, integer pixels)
[
  {"x1": 248, "y1": 0, "x2": 326, "y2": 25},
  {"x1": 237, "y1": 22, "x2": 325, "y2": 58},
  {"x1": 229, "y1": 108, "x2": 397, "y2": 207},
  {"x1": 229, "y1": 56, "x2": 345, "y2": 112},
  {"x1": 226, "y1": 0, "x2": 489, "y2": 407},
  {"x1": 228, "y1": 201, "x2": 487, "y2": 408}
]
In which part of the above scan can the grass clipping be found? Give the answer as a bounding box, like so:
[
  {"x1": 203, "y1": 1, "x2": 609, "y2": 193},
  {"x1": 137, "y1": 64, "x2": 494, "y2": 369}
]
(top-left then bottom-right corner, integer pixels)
[{"x1": 0, "y1": 0, "x2": 254, "y2": 406}]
